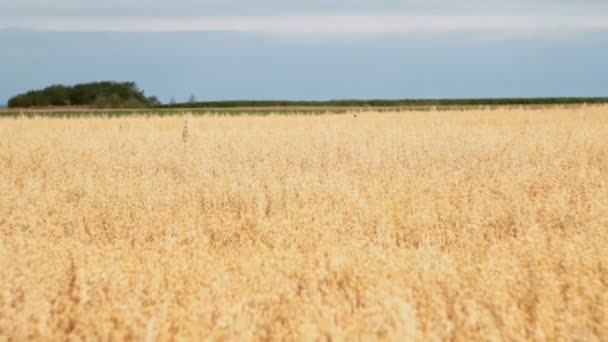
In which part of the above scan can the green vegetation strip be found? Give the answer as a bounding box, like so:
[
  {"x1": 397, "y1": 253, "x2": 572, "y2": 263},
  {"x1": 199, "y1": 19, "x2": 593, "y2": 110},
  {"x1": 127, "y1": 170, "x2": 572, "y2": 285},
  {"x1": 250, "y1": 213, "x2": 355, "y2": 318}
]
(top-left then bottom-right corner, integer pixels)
[
  {"x1": 161, "y1": 97, "x2": 608, "y2": 109},
  {"x1": 2, "y1": 98, "x2": 607, "y2": 118},
  {"x1": 0, "y1": 108, "x2": 351, "y2": 118}
]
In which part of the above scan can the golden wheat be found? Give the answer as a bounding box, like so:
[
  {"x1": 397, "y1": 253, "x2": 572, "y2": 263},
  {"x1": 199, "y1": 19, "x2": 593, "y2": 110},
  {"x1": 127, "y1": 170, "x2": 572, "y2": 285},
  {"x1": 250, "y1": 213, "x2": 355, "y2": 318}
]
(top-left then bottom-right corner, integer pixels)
[{"x1": 0, "y1": 107, "x2": 607, "y2": 340}]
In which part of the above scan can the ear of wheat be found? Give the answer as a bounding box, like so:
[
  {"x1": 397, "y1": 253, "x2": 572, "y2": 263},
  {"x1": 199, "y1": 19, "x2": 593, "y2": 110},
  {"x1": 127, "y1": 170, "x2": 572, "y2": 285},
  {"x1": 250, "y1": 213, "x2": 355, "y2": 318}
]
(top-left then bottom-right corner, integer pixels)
[{"x1": 182, "y1": 120, "x2": 189, "y2": 143}]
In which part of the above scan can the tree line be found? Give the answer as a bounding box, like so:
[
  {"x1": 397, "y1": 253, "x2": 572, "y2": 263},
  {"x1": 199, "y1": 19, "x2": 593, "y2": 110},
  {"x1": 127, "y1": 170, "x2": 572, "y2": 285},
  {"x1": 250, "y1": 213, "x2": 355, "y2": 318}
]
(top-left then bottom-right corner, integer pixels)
[
  {"x1": 7, "y1": 82, "x2": 160, "y2": 108},
  {"x1": 162, "y1": 97, "x2": 608, "y2": 108}
]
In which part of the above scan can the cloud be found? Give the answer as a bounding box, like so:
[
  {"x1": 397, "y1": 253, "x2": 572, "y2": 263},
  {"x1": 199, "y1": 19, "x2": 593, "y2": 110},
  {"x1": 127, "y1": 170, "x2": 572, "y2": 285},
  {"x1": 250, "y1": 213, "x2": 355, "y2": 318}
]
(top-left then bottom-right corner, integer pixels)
[
  {"x1": 1, "y1": 0, "x2": 608, "y2": 17},
  {"x1": 2, "y1": 1, "x2": 608, "y2": 36},
  {"x1": 2, "y1": 15, "x2": 608, "y2": 34}
]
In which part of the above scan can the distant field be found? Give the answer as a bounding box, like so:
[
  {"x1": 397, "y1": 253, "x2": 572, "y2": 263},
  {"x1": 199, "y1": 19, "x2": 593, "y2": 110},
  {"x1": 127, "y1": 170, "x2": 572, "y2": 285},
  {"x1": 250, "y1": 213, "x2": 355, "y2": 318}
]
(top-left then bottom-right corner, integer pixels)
[
  {"x1": 159, "y1": 97, "x2": 608, "y2": 109},
  {"x1": 1, "y1": 101, "x2": 605, "y2": 118},
  {"x1": 1, "y1": 107, "x2": 607, "y2": 340}
]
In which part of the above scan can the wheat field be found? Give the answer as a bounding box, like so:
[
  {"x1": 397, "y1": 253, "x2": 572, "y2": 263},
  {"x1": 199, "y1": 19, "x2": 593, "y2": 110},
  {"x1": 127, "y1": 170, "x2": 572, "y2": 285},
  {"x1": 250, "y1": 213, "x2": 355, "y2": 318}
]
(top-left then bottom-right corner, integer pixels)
[{"x1": 0, "y1": 107, "x2": 607, "y2": 341}]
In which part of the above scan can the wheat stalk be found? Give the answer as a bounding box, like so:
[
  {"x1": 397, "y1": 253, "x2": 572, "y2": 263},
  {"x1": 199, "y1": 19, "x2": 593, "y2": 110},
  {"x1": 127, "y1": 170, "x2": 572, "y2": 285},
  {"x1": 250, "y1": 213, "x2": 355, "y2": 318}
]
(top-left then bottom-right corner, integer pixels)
[{"x1": 182, "y1": 119, "x2": 189, "y2": 143}]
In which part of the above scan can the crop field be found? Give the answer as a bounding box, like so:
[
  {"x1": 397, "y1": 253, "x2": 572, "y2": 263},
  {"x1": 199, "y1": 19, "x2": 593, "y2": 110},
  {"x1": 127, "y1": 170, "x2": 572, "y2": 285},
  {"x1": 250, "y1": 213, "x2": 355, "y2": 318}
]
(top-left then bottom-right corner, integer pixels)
[{"x1": 0, "y1": 107, "x2": 607, "y2": 340}]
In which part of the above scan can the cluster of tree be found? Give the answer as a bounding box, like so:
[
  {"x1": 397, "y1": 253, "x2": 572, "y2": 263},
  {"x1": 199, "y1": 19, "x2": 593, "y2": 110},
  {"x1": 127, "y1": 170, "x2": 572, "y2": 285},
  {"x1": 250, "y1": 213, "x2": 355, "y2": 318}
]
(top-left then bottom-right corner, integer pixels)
[{"x1": 7, "y1": 82, "x2": 161, "y2": 108}]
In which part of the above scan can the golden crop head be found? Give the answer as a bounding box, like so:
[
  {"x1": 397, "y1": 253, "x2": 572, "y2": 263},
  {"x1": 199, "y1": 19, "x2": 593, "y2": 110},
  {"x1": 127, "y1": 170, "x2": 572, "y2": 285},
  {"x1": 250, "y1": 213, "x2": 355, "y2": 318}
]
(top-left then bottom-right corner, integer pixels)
[{"x1": 0, "y1": 106, "x2": 607, "y2": 340}]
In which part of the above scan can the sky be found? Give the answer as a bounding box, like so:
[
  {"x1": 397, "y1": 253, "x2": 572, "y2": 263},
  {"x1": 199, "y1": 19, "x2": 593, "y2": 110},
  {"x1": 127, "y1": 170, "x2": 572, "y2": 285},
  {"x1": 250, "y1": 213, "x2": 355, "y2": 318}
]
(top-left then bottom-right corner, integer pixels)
[{"x1": 1, "y1": 1, "x2": 608, "y2": 104}]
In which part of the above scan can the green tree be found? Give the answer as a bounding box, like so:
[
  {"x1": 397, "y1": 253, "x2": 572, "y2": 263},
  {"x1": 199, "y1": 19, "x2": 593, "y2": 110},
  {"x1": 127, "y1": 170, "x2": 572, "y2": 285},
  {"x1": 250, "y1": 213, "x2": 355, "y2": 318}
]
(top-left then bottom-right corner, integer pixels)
[
  {"x1": 8, "y1": 81, "x2": 160, "y2": 108},
  {"x1": 147, "y1": 96, "x2": 161, "y2": 106},
  {"x1": 92, "y1": 96, "x2": 109, "y2": 108},
  {"x1": 107, "y1": 94, "x2": 123, "y2": 108},
  {"x1": 45, "y1": 85, "x2": 70, "y2": 106},
  {"x1": 123, "y1": 96, "x2": 145, "y2": 108}
]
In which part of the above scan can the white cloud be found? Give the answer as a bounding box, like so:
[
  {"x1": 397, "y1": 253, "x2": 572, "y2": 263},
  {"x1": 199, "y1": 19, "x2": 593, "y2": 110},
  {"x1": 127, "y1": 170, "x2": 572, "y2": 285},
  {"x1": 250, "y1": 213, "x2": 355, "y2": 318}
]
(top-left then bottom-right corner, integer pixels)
[
  {"x1": 1, "y1": 0, "x2": 608, "y2": 17},
  {"x1": 2, "y1": 15, "x2": 608, "y2": 34}
]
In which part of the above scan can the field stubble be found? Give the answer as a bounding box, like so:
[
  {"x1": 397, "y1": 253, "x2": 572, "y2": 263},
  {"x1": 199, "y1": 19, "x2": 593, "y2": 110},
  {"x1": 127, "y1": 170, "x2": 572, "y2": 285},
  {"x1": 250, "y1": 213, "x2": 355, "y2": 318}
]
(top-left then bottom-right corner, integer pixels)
[{"x1": 0, "y1": 107, "x2": 607, "y2": 340}]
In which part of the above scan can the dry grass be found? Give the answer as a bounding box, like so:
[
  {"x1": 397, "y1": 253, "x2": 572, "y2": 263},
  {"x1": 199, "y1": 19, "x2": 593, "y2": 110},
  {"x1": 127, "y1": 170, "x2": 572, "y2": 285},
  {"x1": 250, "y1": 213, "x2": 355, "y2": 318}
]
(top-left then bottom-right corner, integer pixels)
[{"x1": 0, "y1": 107, "x2": 607, "y2": 340}]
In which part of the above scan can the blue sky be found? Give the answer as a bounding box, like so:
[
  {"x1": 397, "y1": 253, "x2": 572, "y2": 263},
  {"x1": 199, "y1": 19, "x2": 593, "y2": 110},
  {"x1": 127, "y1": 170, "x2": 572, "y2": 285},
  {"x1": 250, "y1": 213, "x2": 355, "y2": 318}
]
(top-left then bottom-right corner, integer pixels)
[{"x1": 1, "y1": 1, "x2": 608, "y2": 104}]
